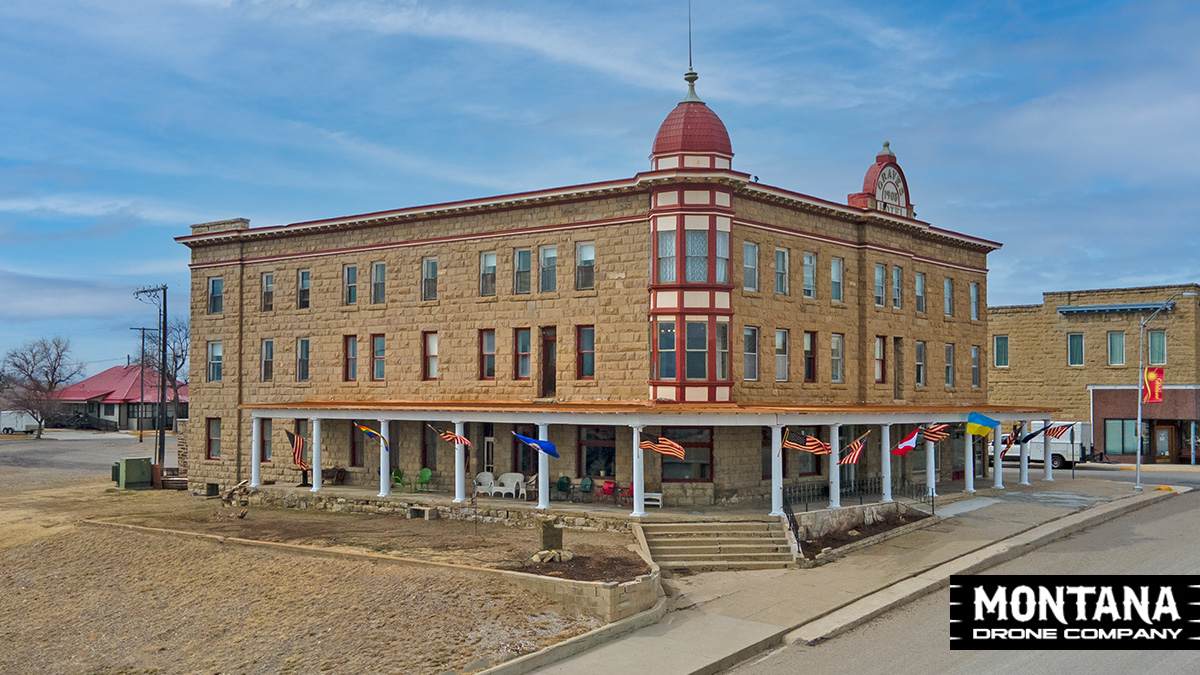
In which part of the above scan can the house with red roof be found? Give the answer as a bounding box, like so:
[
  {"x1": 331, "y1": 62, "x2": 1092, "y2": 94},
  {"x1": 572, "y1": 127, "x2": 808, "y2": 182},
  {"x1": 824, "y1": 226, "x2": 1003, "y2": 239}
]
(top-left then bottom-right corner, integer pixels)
[{"x1": 57, "y1": 364, "x2": 188, "y2": 431}]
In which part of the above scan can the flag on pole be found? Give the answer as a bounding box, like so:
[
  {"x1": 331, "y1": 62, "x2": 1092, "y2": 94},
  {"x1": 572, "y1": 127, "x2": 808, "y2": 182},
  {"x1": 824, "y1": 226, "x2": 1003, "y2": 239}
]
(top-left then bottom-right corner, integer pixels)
[
  {"x1": 285, "y1": 430, "x2": 308, "y2": 471},
  {"x1": 639, "y1": 434, "x2": 687, "y2": 460},
  {"x1": 1143, "y1": 367, "x2": 1164, "y2": 403},
  {"x1": 1044, "y1": 424, "x2": 1072, "y2": 439},
  {"x1": 1000, "y1": 423, "x2": 1020, "y2": 459},
  {"x1": 893, "y1": 428, "x2": 920, "y2": 455},
  {"x1": 513, "y1": 431, "x2": 559, "y2": 458},
  {"x1": 799, "y1": 435, "x2": 831, "y2": 455},
  {"x1": 778, "y1": 428, "x2": 804, "y2": 455},
  {"x1": 356, "y1": 424, "x2": 389, "y2": 453},
  {"x1": 921, "y1": 424, "x2": 950, "y2": 443},
  {"x1": 1020, "y1": 426, "x2": 1047, "y2": 444},
  {"x1": 428, "y1": 424, "x2": 471, "y2": 447},
  {"x1": 838, "y1": 431, "x2": 872, "y2": 465},
  {"x1": 966, "y1": 412, "x2": 999, "y2": 437}
]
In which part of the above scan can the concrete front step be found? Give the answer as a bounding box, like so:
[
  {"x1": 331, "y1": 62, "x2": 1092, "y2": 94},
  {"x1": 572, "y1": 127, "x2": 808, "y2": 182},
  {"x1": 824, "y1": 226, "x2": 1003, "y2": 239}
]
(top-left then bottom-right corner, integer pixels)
[
  {"x1": 649, "y1": 540, "x2": 788, "y2": 552},
  {"x1": 641, "y1": 520, "x2": 796, "y2": 571},
  {"x1": 642, "y1": 521, "x2": 779, "y2": 534},
  {"x1": 657, "y1": 559, "x2": 795, "y2": 571},
  {"x1": 645, "y1": 529, "x2": 785, "y2": 540}
]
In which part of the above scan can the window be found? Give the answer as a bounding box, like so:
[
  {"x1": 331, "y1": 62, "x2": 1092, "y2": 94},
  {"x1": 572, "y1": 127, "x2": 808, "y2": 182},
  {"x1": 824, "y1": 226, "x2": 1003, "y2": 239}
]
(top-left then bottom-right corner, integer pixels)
[
  {"x1": 261, "y1": 272, "x2": 274, "y2": 311},
  {"x1": 831, "y1": 334, "x2": 844, "y2": 383},
  {"x1": 915, "y1": 272, "x2": 926, "y2": 313},
  {"x1": 296, "y1": 338, "x2": 310, "y2": 382},
  {"x1": 206, "y1": 341, "x2": 222, "y2": 382},
  {"x1": 830, "y1": 258, "x2": 843, "y2": 302},
  {"x1": 775, "y1": 330, "x2": 790, "y2": 382},
  {"x1": 803, "y1": 253, "x2": 816, "y2": 298},
  {"x1": 775, "y1": 248, "x2": 789, "y2": 295},
  {"x1": 349, "y1": 420, "x2": 365, "y2": 467},
  {"x1": 515, "y1": 328, "x2": 531, "y2": 379},
  {"x1": 944, "y1": 278, "x2": 954, "y2": 317},
  {"x1": 103, "y1": 403, "x2": 115, "y2": 417},
  {"x1": 743, "y1": 326, "x2": 759, "y2": 381},
  {"x1": 371, "y1": 262, "x2": 386, "y2": 304},
  {"x1": 945, "y1": 343, "x2": 955, "y2": 387},
  {"x1": 371, "y1": 334, "x2": 385, "y2": 381},
  {"x1": 480, "y1": 252, "x2": 497, "y2": 296},
  {"x1": 480, "y1": 330, "x2": 496, "y2": 379},
  {"x1": 971, "y1": 345, "x2": 981, "y2": 387},
  {"x1": 1108, "y1": 332, "x2": 1125, "y2": 366},
  {"x1": 874, "y1": 336, "x2": 886, "y2": 383},
  {"x1": 1104, "y1": 419, "x2": 1142, "y2": 455},
  {"x1": 344, "y1": 336, "x2": 357, "y2": 381},
  {"x1": 970, "y1": 282, "x2": 980, "y2": 320},
  {"x1": 661, "y1": 427, "x2": 712, "y2": 481},
  {"x1": 206, "y1": 418, "x2": 221, "y2": 460},
  {"x1": 261, "y1": 339, "x2": 273, "y2": 382},
  {"x1": 685, "y1": 321, "x2": 707, "y2": 380},
  {"x1": 576, "y1": 326, "x2": 595, "y2": 379},
  {"x1": 657, "y1": 322, "x2": 677, "y2": 379},
  {"x1": 716, "y1": 323, "x2": 730, "y2": 380},
  {"x1": 803, "y1": 332, "x2": 816, "y2": 382},
  {"x1": 893, "y1": 267, "x2": 902, "y2": 308},
  {"x1": 423, "y1": 332, "x2": 438, "y2": 380},
  {"x1": 657, "y1": 231, "x2": 676, "y2": 283},
  {"x1": 1067, "y1": 333, "x2": 1084, "y2": 366},
  {"x1": 874, "y1": 264, "x2": 886, "y2": 306},
  {"x1": 685, "y1": 230, "x2": 707, "y2": 283},
  {"x1": 716, "y1": 232, "x2": 730, "y2": 284},
  {"x1": 297, "y1": 269, "x2": 310, "y2": 309},
  {"x1": 421, "y1": 423, "x2": 439, "y2": 471},
  {"x1": 343, "y1": 265, "x2": 357, "y2": 304},
  {"x1": 538, "y1": 246, "x2": 556, "y2": 292},
  {"x1": 578, "y1": 426, "x2": 616, "y2": 478},
  {"x1": 514, "y1": 249, "x2": 532, "y2": 294},
  {"x1": 261, "y1": 419, "x2": 272, "y2": 461},
  {"x1": 1149, "y1": 330, "x2": 1166, "y2": 365},
  {"x1": 915, "y1": 340, "x2": 926, "y2": 386},
  {"x1": 512, "y1": 423, "x2": 537, "y2": 474},
  {"x1": 207, "y1": 277, "x2": 223, "y2": 314},
  {"x1": 994, "y1": 335, "x2": 1009, "y2": 368},
  {"x1": 743, "y1": 242, "x2": 758, "y2": 291},
  {"x1": 575, "y1": 242, "x2": 595, "y2": 290},
  {"x1": 792, "y1": 426, "x2": 821, "y2": 476},
  {"x1": 421, "y1": 257, "x2": 437, "y2": 301}
]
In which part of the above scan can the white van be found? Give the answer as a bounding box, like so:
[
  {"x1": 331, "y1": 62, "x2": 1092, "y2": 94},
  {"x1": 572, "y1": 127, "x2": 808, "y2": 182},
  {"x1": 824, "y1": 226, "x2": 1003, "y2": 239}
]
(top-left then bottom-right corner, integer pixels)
[{"x1": 1002, "y1": 422, "x2": 1092, "y2": 469}]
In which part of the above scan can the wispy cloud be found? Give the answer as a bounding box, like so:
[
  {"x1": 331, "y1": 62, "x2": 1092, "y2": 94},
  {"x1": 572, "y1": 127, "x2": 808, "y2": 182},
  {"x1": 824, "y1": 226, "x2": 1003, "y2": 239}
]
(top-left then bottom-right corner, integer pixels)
[{"x1": 0, "y1": 268, "x2": 145, "y2": 321}]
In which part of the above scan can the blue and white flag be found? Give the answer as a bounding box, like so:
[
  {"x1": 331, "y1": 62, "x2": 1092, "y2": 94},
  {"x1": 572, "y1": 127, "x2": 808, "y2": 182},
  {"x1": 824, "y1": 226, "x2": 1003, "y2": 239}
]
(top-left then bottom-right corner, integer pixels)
[{"x1": 512, "y1": 431, "x2": 559, "y2": 458}]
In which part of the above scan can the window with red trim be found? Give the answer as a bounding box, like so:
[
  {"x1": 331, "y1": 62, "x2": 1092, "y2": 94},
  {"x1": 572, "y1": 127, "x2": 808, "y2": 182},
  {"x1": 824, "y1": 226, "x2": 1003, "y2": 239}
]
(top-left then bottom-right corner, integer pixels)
[{"x1": 661, "y1": 427, "x2": 712, "y2": 482}]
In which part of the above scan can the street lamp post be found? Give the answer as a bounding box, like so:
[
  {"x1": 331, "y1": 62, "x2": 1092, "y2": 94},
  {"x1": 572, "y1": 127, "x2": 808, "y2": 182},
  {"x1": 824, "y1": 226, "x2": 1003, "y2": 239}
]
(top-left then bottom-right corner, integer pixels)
[{"x1": 1135, "y1": 291, "x2": 1197, "y2": 491}]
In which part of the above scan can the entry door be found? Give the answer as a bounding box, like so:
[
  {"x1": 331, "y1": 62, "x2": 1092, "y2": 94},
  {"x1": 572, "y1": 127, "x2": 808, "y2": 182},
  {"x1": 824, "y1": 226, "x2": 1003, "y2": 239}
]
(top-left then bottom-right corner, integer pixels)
[
  {"x1": 1154, "y1": 425, "x2": 1174, "y2": 463},
  {"x1": 540, "y1": 326, "x2": 557, "y2": 398}
]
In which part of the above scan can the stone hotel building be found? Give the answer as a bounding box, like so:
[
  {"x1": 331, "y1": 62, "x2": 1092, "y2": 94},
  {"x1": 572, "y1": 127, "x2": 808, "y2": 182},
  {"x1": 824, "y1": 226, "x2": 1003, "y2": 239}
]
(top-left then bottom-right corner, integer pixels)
[{"x1": 180, "y1": 70, "x2": 1045, "y2": 510}]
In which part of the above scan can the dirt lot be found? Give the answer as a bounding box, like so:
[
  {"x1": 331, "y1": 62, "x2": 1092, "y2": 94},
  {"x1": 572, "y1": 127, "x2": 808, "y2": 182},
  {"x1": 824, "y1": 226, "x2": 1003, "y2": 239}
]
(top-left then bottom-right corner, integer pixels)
[{"x1": 0, "y1": 435, "x2": 647, "y2": 674}]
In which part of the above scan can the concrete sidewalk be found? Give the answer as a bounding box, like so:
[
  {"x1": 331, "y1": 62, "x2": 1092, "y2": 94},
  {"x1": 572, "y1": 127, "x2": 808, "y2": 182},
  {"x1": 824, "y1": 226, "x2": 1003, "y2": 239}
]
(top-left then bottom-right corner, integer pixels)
[{"x1": 529, "y1": 477, "x2": 1179, "y2": 675}]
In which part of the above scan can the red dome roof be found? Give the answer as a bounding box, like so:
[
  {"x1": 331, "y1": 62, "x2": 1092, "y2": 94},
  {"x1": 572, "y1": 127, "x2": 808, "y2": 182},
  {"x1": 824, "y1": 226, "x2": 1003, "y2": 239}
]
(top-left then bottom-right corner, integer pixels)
[{"x1": 651, "y1": 101, "x2": 732, "y2": 156}]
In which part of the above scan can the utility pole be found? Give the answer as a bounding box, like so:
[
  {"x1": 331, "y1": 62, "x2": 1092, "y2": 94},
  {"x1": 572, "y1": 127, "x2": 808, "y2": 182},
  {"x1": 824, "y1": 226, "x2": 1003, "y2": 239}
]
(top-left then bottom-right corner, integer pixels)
[
  {"x1": 129, "y1": 327, "x2": 157, "y2": 443},
  {"x1": 134, "y1": 285, "x2": 169, "y2": 466}
]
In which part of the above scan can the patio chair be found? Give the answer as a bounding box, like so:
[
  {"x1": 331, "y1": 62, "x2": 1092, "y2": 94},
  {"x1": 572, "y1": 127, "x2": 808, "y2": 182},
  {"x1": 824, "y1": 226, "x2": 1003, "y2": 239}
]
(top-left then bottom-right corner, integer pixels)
[
  {"x1": 414, "y1": 467, "x2": 433, "y2": 492},
  {"x1": 595, "y1": 480, "x2": 616, "y2": 503},
  {"x1": 618, "y1": 483, "x2": 633, "y2": 506},
  {"x1": 521, "y1": 473, "x2": 538, "y2": 501},
  {"x1": 556, "y1": 476, "x2": 572, "y2": 501},
  {"x1": 474, "y1": 471, "x2": 497, "y2": 497},
  {"x1": 579, "y1": 476, "x2": 594, "y2": 502},
  {"x1": 494, "y1": 472, "x2": 523, "y2": 498},
  {"x1": 391, "y1": 469, "x2": 409, "y2": 491}
]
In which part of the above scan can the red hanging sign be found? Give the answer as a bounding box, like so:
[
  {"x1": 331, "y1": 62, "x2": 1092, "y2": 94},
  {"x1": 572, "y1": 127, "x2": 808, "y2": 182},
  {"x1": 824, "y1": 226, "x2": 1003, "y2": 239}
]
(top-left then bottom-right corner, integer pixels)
[{"x1": 1143, "y1": 367, "x2": 1164, "y2": 403}]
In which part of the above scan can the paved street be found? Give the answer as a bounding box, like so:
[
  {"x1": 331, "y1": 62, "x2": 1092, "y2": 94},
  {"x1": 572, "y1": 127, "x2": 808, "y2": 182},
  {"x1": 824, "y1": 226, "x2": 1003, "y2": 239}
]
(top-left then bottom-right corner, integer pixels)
[{"x1": 731, "y1": 490, "x2": 1200, "y2": 675}]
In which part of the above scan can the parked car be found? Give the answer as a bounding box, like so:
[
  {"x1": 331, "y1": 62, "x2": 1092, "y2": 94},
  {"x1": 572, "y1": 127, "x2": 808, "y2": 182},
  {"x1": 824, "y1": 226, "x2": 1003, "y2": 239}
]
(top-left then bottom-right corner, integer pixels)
[
  {"x1": 1, "y1": 410, "x2": 38, "y2": 435},
  {"x1": 1002, "y1": 422, "x2": 1092, "y2": 469}
]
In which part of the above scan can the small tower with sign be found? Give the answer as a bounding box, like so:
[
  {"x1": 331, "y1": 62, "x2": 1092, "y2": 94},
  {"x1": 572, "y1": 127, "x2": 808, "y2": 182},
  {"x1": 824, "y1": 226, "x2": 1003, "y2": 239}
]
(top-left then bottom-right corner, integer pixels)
[{"x1": 848, "y1": 141, "x2": 914, "y2": 218}]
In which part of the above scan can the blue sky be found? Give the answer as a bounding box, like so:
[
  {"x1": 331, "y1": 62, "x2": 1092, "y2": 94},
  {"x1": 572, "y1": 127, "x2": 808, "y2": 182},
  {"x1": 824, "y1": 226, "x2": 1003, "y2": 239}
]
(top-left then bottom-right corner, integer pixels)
[{"x1": 1, "y1": 0, "x2": 1198, "y2": 376}]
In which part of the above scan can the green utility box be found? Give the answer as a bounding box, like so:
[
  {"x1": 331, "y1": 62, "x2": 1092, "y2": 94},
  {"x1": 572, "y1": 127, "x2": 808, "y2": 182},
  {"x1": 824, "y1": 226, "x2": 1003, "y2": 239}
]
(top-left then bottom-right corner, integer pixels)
[{"x1": 115, "y1": 457, "x2": 153, "y2": 489}]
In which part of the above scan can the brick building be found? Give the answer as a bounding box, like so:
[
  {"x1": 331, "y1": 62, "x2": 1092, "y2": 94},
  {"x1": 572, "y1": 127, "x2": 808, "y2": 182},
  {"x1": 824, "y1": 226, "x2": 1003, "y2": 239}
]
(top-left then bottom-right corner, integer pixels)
[
  {"x1": 180, "y1": 70, "x2": 1049, "y2": 511},
  {"x1": 989, "y1": 284, "x2": 1200, "y2": 464}
]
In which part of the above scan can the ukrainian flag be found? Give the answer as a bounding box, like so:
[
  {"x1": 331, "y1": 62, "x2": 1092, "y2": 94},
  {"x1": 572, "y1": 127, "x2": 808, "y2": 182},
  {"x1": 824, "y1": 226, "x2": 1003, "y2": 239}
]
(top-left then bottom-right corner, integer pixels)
[{"x1": 966, "y1": 412, "x2": 999, "y2": 437}]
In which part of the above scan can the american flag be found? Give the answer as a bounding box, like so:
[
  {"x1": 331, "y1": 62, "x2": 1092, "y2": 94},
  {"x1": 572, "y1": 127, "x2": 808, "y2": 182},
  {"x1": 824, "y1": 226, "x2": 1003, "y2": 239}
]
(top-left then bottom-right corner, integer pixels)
[
  {"x1": 285, "y1": 430, "x2": 308, "y2": 471},
  {"x1": 639, "y1": 434, "x2": 686, "y2": 460},
  {"x1": 428, "y1": 424, "x2": 472, "y2": 447},
  {"x1": 799, "y1": 435, "x2": 832, "y2": 455},
  {"x1": 921, "y1": 424, "x2": 951, "y2": 443},
  {"x1": 780, "y1": 428, "x2": 805, "y2": 455},
  {"x1": 1044, "y1": 424, "x2": 1072, "y2": 439},
  {"x1": 837, "y1": 431, "x2": 871, "y2": 465},
  {"x1": 1000, "y1": 424, "x2": 1020, "y2": 459}
]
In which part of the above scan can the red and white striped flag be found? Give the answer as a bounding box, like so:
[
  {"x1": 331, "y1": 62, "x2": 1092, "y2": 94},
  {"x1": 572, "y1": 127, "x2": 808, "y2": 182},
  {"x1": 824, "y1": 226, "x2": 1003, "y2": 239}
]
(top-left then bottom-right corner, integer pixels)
[
  {"x1": 838, "y1": 431, "x2": 872, "y2": 465},
  {"x1": 639, "y1": 434, "x2": 686, "y2": 460},
  {"x1": 285, "y1": 430, "x2": 308, "y2": 471},
  {"x1": 799, "y1": 435, "x2": 831, "y2": 455},
  {"x1": 921, "y1": 424, "x2": 951, "y2": 443},
  {"x1": 428, "y1": 424, "x2": 472, "y2": 447},
  {"x1": 1044, "y1": 424, "x2": 1072, "y2": 439}
]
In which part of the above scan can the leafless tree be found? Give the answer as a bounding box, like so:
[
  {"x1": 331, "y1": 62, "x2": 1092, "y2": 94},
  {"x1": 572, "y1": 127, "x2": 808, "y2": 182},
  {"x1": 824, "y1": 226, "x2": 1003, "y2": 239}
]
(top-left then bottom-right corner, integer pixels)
[
  {"x1": 132, "y1": 318, "x2": 189, "y2": 420},
  {"x1": 1, "y1": 337, "x2": 84, "y2": 438}
]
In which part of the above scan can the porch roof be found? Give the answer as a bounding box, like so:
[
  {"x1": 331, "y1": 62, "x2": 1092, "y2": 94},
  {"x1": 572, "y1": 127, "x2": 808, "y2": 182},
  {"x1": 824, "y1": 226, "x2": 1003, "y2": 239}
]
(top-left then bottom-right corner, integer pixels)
[{"x1": 241, "y1": 398, "x2": 1057, "y2": 427}]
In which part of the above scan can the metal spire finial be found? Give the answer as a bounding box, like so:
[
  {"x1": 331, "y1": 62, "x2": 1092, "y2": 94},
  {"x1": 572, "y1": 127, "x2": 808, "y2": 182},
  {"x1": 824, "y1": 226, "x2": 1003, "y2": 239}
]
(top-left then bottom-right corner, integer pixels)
[{"x1": 688, "y1": 0, "x2": 693, "y2": 70}]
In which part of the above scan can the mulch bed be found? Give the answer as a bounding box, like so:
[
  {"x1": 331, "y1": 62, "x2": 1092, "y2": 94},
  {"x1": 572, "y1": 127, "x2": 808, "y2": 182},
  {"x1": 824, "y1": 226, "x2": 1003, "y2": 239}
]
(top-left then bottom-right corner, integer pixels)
[{"x1": 799, "y1": 511, "x2": 928, "y2": 560}]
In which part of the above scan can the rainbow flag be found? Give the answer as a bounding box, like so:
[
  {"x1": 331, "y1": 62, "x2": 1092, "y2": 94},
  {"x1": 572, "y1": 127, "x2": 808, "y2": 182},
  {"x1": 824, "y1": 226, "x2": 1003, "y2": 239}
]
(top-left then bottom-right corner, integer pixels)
[{"x1": 356, "y1": 424, "x2": 389, "y2": 453}]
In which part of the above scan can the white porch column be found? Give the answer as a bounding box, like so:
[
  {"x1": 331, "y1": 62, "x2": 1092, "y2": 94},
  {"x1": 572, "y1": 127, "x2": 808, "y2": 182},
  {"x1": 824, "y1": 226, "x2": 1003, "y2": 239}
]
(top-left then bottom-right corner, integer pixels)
[
  {"x1": 992, "y1": 424, "x2": 1004, "y2": 489},
  {"x1": 828, "y1": 424, "x2": 841, "y2": 510},
  {"x1": 963, "y1": 426, "x2": 975, "y2": 493},
  {"x1": 453, "y1": 421, "x2": 467, "y2": 503},
  {"x1": 250, "y1": 416, "x2": 262, "y2": 488},
  {"x1": 1018, "y1": 427, "x2": 1031, "y2": 486},
  {"x1": 377, "y1": 419, "x2": 390, "y2": 498},
  {"x1": 537, "y1": 423, "x2": 550, "y2": 510},
  {"x1": 770, "y1": 424, "x2": 784, "y2": 516},
  {"x1": 310, "y1": 418, "x2": 323, "y2": 493},
  {"x1": 1042, "y1": 419, "x2": 1054, "y2": 481},
  {"x1": 925, "y1": 433, "x2": 937, "y2": 497},
  {"x1": 880, "y1": 424, "x2": 894, "y2": 503},
  {"x1": 631, "y1": 426, "x2": 646, "y2": 518}
]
